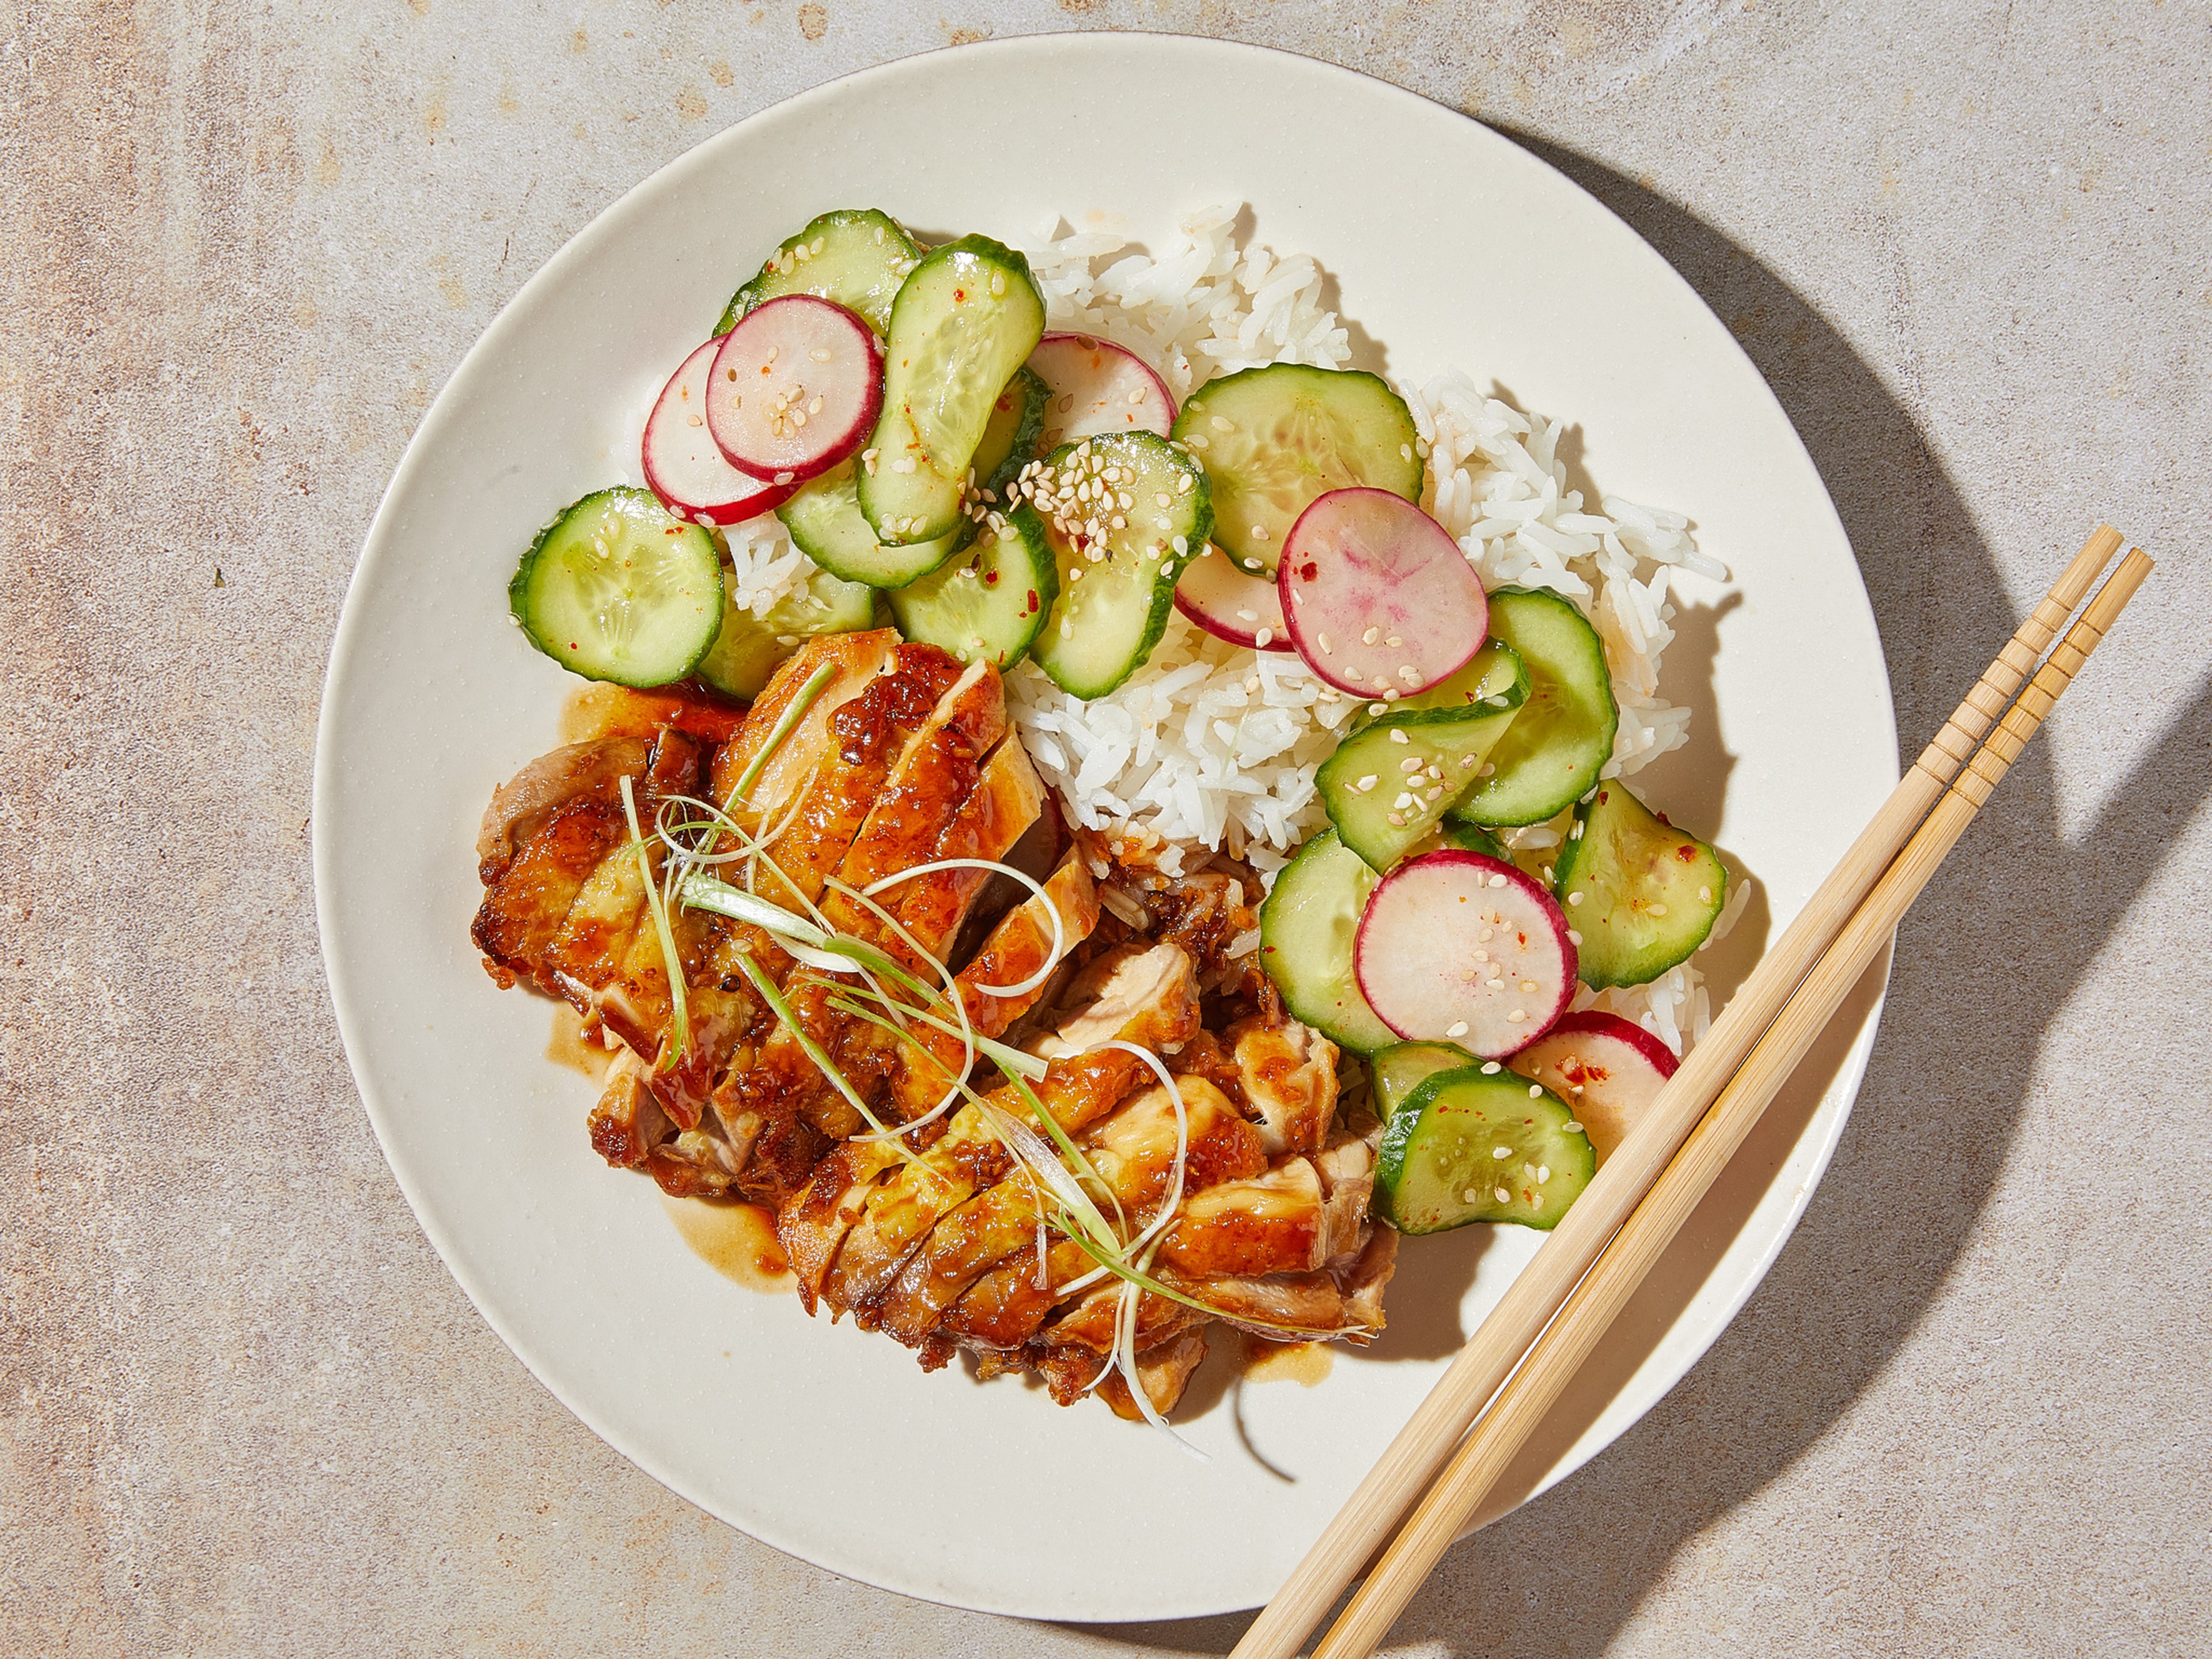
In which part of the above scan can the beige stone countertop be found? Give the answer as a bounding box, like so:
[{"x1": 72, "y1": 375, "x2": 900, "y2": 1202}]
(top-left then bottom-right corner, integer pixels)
[{"x1": 5, "y1": 2, "x2": 2207, "y2": 1654}]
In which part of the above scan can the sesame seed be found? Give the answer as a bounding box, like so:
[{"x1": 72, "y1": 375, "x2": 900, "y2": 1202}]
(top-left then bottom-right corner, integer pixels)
[
  {"x1": 1236, "y1": 607, "x2": 1258, "y2": 623},
  {"x1": 1567, "y1": 891, "x2": 1585, "y2": 906},
  {"x1": 1251, "y1": 525, "x2": 1269, "y2": 541},
  {"x1": 1387, "y1": 812, "x2": 1406, "y2": 827},
  {"x1": 1524, "y1": 1162, "x2": 1538, "y2": 1180},
  {"x1": 1521, "y1": 980, "x2": 1539, "y2": 993},
  {"x1": 1563, "y1": 1120, "x2": 1583, "y2": 1132},
  {"x1": 1171, "y1": 535, "x2": 1188, "y2": 554},
  {"x1": 1393, "y1": 793, "x2": 1415, "y2": 809},
  {"x1": 765, "y1": 345, "x2": 778, "y2": 363},
  {"x1": 1399, "y1": 665, "x2": 1422, "y2": 684},
  {"x1": 1481, "y1": 1061, "x2": 1502, "y2": 1074},
  {"x1": 1528, "y1": 1084, "x2": 1542, "y2": 1098},
  {"x1": 1129, "y1": 386, "x2": 1147, "y2": 403},
  {"x1": 1566, "y1": 929, "x2": 1582, "y2": 945},
  {"x1": 1648, "y1": 903, "x2": 1668, "y2": 916},
  {"x1": 892, "y1": 456, "x2": 918, "y2": 474},
  {"x1": 1356, "y1": 774, "x2": 1378, "y2": 791},
  {"x1": 1385, "y1": 635, "x2": 1403, "y2": 649},
  {"x1": 1317, "y1": 632, "x2": 1334, "y2": 653},
  {"x1": 809, "y1": 347, "x2": 832, "y2": 362},
  {"x1": 1362, "y1": 626, "x2": 1380, "y2": 645},
  {"x1": 1506, "y1": 1009, "x2": 1527, "y2": 1022},
  {"x1": 1487, "y1": 874, "x2": 1506, "y2": 888},
  {"x1": 1495, "y1": 1186, "x2": 1512, "y2": 1204},
  {"x1": 1492, "y1": 1146, "x2": 1513, "y2": 1160},
  {"x1": 1538, "y1": 1165, "x2": 1551, "y2": 1183},
  {"x1": 1402, "y1": 444, "x2": 1414, "y2": 461},
  {"x1": 1472, "y1": 949, "x2": 1488, "y2": 962},
  {"x1": 1445, "y1": 1020, "x2": 1469, "y2": 1037},
  {"x1": 1211, "y1": 415, "x2": 1233, "y2": 431},
  {"x1": 1369, "y1": 703, "x2": 1388, "y2": 715},
  {"x1": 1185, "y1": 433, "x2": 1209, "y2": 450},
  {"x1": 1699, "y1": 887, "x2": 1713, "y2": 903},
  {"x1": 1254, "y1": 627, "x2": 1274, "y2": 647},
  {"x1": 990, "y1": 269, "x2": 1006, "y2": 296},
  {"x1": 1390, "y1": 729, "x2": 1410, "y2": 745},
  {"x1": 1400, "y1": 756, "x2": 1424, "y2": 772},
  {"x1": 1176, "y1": 473, "x2": 1194, "y2": 494}
]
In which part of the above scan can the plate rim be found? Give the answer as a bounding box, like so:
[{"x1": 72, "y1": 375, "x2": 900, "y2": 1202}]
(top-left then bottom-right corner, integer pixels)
[{"x1": 313, "y1": 28, "x2": 1896, "y2": 1620}]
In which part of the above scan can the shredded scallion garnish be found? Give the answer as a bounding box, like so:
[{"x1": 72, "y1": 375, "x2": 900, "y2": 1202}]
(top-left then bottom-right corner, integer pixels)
[{"x1": 619, "y1": 774, "x2": 690, "y2": 1069}]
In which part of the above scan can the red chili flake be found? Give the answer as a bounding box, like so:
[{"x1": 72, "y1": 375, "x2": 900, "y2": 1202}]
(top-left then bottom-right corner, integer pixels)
[
  {"x1": 1300, "y1": 562, "x2": 1319, "y2": 582},
  {"x1": 955, "y1": 288, "x2": 967, "y2": 302},
  {"x1": 1676, "y1": 843, "x2": 1698, "y2": 861},
  {"x1": 1025, "y1": 589, "x2": 1039, "y2": 614},
  {"x1": 984, "y1": 569, "x2": 999, "y2": 585}
]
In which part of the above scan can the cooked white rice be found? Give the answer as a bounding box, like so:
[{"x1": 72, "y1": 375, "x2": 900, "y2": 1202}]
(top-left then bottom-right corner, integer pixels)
[{"x1": 692, "y1": 204, "x2": 1741, "y2": 1054}]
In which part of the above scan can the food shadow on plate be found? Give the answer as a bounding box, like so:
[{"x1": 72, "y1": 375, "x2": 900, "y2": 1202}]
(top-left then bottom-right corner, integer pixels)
[{"x1": 1055, "y1": 127, "x2": 2212, "y2": 1659}]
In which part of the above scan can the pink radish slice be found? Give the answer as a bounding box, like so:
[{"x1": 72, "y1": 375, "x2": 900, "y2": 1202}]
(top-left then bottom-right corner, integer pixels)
[
  {"x1": 642, "y1": 338, "x2": 797, "y2": 526},
  {"x1": 1028, "y1": 332, "x2": 1175, "y2": 452},
  {"x1": 1174, "y1": 551, "x2": 1293, "y2": 652},
  {"x1": 705, "y1": 295, "x2": 882, "y2": 484},
  {"x1": 1507, "y1": 1010, "x2": 1677, "y2": 1165},
  {"x1": 1354, "y1": 850, "x2": 1575, "y2": 1058},
  {"x1": 1278, "y1": 488, "x2": 1488, "y2": 698}
]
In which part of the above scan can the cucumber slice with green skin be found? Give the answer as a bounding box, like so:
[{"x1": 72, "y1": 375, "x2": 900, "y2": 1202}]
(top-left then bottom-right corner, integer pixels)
[
  {"x1": 778, "y1": 460, "x2": 967, "y2": 588},
  {"x1": 1552, "y1": 779, "x2": 1728, "y2": 988},
  {"x1": 695, "y1": 563, "x2": 876, "y2": 700},
  {"x1": 1172, "y1": 364, "x2": 1423, "y2": 577},
  {"x1": 717, "y1": 207, "x2": 922, "y2": 338},
  {"x1": 858, "y1": 236, "x2": 1046, "y2": 546},
  {"x1": 509, "y1": 488, "x2": 724, "y2": 687},
  {"x1": 1439, "y1": 816, "x2": 1506, "y2": 859},
  {"x1": 1375, "y1": 1066, "x2": 1596, "y2": 1233},
  {"x1": 1024, "y1": 432, "x2": 1211, "y2": 698},
  {"x1": 972, "y1": 366, "x2": 1048, "y2": 501},
  {"x1": 1318, "y1": 642, "x2": 1528, "y2": 872},
  {"x1": 1452, "y1": 588, "x2": 1619, "y2": 828},
  {"x1": 1256, "y1": 828, "x2": 1397, "y2": 1054},
  {"x1": 1369, "y1": 1041, "x2": 1478, "y2": 1120},
  {"x1": 885, "y1": 514, "x2": 1059, "y2": 671}
]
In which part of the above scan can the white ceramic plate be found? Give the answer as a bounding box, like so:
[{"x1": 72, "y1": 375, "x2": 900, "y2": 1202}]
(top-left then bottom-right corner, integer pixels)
[{"x1": 315, "y1": 35, "x2": 1896, "y2": 1623}]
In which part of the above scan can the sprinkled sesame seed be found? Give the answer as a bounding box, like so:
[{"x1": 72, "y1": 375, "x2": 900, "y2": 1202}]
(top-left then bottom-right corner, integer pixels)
[
  {"x1": 1400, "y1": 756, "x2": 1423, "y2": 772},
  {"x1": 809, "y1": 347, "x2": 832, "y2": 362},
  {"x1": 1385, "y1": 635, "x2": 1403, "y2": 649},
  {"x1": 1699, "y1": 887, "x2": 1713, "y2": 903},
  {"x1": 1389, "y1": 729, "x2": 1410, "y2": 745},
  {"x1": 1369, "y1": 703, "x2": 1388, "y2": 715},
  {"x1": 1492, "y1": 1146, "x2": 1513, "y2": 1160},
  {"x1": 1528, "y1": 1084, "x2": 1542, "y2": 1098},
  {"x1": 1495, "y1": 1186, "x2": 1512, "y2": 1204},
  {"x1": 1362, "y1": 626, "x2": 1380, "y2": 645},
  {"x1": 1487, "y1": 874, "x2": 1507, "y2": 888},
  {"x1": 1567, "y1": 891, "x2": 1585, "y2": 906},
  {"x1": 1481, "y1": 1061, "x2": 1502, "y2": 1075},
  {"x1": 1506, "y1": 1008, "x2": 1527, "y2": 1022},
  {"x1": 1537, "y1": 1165, "x2": 1551, "y2": 1183},
  {"x1": 1566, "y1": 929, "x2": 1581, "y2": 945},
  {"x1": 1446, "y1": 1020, "x2": 1469, "y2": 1037},
  {"x1": 1254, "y1": 627, "x2": 1274, "y2": 647},
  {"x1": 1648, "y1": 903, "x2": 1668, "y2": 916},
  {"x1": 1387, "y1": 812, "x2": 1405, "y2": 827},
  {"x1": 1356, "y1": 774, "x2": 1378, "y2": 791},
  {"x1": 1563, "y1": 1120, "x2": 1582, "y2": 1132},
  {"x1": 1393, "y1": 792, "x2": 1415, "y2": 809}
]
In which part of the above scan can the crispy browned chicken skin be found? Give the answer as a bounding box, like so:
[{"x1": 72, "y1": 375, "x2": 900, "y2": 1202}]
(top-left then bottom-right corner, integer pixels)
[{"x1": 472, "y1": 632, "x2": 1396, "y2": 1418}]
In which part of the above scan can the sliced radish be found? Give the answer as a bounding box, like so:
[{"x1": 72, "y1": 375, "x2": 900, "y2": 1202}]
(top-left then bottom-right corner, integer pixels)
[
  {"x1": 705, "y1": 295, "x2": 882, "y2": 484},
  {"x1": 642, "y1": 338, "x2": 797, "y2": 526},
  {"x1": 1028, "y1": 332, "x2": 1175, "y2": 452},
  {"x1": 1507, "y1": 1010, "x2": 1677, "y2": 1165},
  {"x1": 1354, "y1": 850, "x2": 1575, "y2": 1058},
  {"x1": 1278, "y1": 488, "x2": 1488, "y2": 698},
  {"x1": 1173, "y1": 550, "x2": 1293, "y2": 653}
]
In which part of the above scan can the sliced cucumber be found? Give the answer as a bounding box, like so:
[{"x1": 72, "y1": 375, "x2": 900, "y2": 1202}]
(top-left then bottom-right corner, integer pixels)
[
  {"x1": 886, "y1": 515, "x2": 1059, "y2": 671},
  {"x1": 778, "y1": 460, "x2": 967, "y2": 588},
  {"x1": 1172, "y1": 365, "x2": 1423, "y2": 576},
  {"x1": 1257, "y1": 828, "x2": 1396, "y2": 1054},
  {"x1": 717, "y1": 207, "x2": 922, "y2": 338},
  {"x1": 1374, "y1": 1066, "x2": 1596, "y2": 1233},
  {"x1": 1026, "y1": 433, "x2": 1211, "y2": 698},
  {"x1": 972, "y1": 366, "x2": 1048, "y2": 499},
  {"x1": 1438, "y1": 816, "x2": 1506, "y2": 859},
  {"x1": 1318, "y1": 643, "x2": 1528, "y2": 872},
  {"x1": 858, "y1": 236, "x2": 1046, "y2": 546},
  {"x1": 1452, "y1": 588, "x2": 1619, "y2": 828},
  {"x1": 1551, "y1": 780, "x2": 1728, "y2": 988},
  {"x1": 1369, "y1": 1041, "x2": 1476, "y2": 1120},
  {"x1": 695, "y1": 563, "x2": 876, "y2": 700},
  {"x1": 509, "y1": 487, "x2": 724, "y2": 687}
]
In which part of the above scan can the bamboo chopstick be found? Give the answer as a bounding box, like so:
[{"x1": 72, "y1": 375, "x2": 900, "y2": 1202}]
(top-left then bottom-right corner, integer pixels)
[
  {"x1": 1230, "y1": 526, "x2": 2130, "y2": 1659},
  {"x1": 1311, "y1": 546, "x2": 2155, "y2": 1659}
]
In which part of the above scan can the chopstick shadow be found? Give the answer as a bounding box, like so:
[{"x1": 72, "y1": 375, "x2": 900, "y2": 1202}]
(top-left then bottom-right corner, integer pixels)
[{"x1": 1050, "y1": 132, "x2": 2212, "y2": 1658}]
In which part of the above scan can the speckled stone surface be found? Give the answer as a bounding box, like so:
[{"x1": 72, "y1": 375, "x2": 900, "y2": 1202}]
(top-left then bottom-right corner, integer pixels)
[{"x1": 5, "y1": 3, "x2": 2209, "y2": 1654}]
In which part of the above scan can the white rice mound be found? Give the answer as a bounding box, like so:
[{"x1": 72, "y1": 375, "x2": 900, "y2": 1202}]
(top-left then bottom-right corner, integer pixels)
[{"x1": 696, "y1": 205, "x2": 1743, "y2": 1055}]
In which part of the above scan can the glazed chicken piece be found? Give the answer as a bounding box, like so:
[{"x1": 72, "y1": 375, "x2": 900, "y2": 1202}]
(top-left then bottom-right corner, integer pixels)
[{"x1": 472, "y1": 633, "x2": 1092, "y2": 1205}]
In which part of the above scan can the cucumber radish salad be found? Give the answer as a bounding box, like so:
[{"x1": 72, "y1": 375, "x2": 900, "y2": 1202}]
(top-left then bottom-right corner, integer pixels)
[{"x1": 478, "y1": 203, "x2": 1750, "y2": 1429}]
